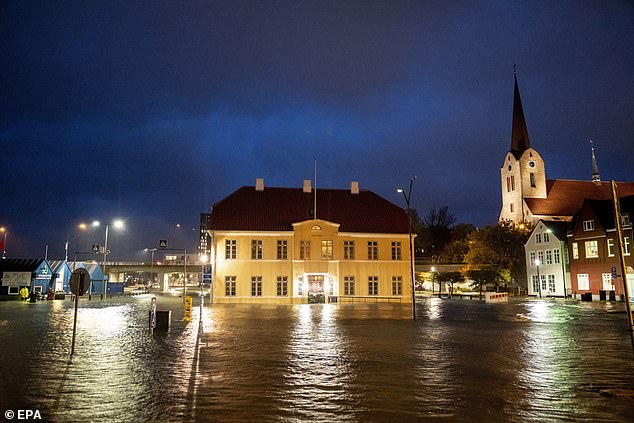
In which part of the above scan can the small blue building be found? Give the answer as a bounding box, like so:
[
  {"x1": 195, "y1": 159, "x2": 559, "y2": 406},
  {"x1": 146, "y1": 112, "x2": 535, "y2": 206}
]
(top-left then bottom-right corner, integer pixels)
[{"x1": 0, "y1": 259, "x2": 54, "y2": 299}]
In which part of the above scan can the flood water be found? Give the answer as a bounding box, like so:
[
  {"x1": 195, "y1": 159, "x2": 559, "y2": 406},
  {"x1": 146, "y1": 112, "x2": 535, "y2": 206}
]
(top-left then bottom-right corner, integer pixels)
[{"x1": 1, "y1": 295, "x2": 633, "y2": 422}]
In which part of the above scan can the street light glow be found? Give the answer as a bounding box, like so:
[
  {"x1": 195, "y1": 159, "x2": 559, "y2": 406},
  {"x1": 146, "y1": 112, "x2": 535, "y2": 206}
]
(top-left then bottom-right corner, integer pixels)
[
  {"x1": 113, "y1": 220, "x2": 124, "y2": 229},
  {"x1": 397, "y1": 188, "x2": 404, "y2": 193},
  {"x1": 93, "y1": 220, "x2": 101, "y2": 227}
]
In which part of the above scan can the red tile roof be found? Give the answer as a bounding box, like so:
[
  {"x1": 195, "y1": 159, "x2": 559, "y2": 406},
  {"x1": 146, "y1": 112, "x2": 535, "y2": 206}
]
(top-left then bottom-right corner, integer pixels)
[
  {"x1": 211, "y1": 186, "x2": 410, "y2": 234},
  {"x1": 524, "y1": 179, "x2": 634, "y2": 217}
]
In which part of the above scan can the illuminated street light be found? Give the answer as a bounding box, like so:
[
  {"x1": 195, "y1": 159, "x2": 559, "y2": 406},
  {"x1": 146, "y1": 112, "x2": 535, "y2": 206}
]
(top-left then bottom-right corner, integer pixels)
[
  {"x1": 397, "y1": 176, "x2": 417, "y2": 320},
  {"x1": 99, "y1": 220, "x2": 125, "y2": 300}
]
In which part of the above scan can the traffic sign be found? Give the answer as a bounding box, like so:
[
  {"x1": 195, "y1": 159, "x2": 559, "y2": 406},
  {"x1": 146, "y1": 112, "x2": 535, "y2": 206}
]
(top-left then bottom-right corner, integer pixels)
[
  {"x1": 612, "y1": 266, "x2": 618, "y2": 279},
  {"x1": 159, "y1": 240, "x2": 168, "y2": 249},
  {"x1": 92, "y1": 244, "x2": 100, "y2": 254}
]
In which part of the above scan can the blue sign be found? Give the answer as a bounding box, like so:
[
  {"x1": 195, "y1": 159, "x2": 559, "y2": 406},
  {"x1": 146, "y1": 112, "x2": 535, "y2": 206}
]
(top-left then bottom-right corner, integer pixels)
[{"x1": 612, "y1": 266, "x2": 618, "y2": 279}]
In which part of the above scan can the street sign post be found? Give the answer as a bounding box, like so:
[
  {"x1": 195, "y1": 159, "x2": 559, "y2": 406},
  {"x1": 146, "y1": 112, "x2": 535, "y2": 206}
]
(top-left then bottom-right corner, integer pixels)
[{"x1": 70, "y1": 268, "x2": 91, "y2": 356}]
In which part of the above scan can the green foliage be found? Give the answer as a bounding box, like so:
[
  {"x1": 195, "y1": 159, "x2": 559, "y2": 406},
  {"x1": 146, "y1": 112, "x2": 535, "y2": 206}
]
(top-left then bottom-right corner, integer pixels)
[
  {"x1": 462, "y1": 265, "x2": 505, "y2": 299},
  {"x1": 435, "y1": 271, "x2": 465, "y2": 297},
  {"x1": 464, "y1": 221, "x2": 531, "y2": 287}
]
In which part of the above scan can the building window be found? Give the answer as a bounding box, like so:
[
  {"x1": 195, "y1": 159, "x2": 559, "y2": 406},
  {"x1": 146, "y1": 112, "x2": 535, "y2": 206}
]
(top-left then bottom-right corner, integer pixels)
[
  {"x1": 276, "y1": 276, "x2": 288, "y2": 296},
  {"x1": 537, "y1": 250, "x2": 544, "y2": 265},
  {"x1": 585, "y1": 240, "x2": 599, "y2": 258},
  {"x1": 529, "y1": 251, "x2": 536, "y2": 266},
  {"x1": 329, "y1": 277, "x2": 335, "y2": 296},
  {"x1": 622, "y1": 214, "x2": 631, "y2": 227},
  {"x1": 368, "y1": 276, "x2": 379, "y2": 295},
  {"x1": 225, "y1": 240, "x2": 237, "y2": 260},
  {"x1": 225, "y1": 276, "x2": 236, "y2": 296},
  {"x1": 530, "y1": 173, "x2": 536, "y2": 188},
  {"x1": 300, "y1": 241, "x2": 311, "y2": 260},
  {"x1": 392, "y1": 276, "x2": 402, "y2": 296},
  {"x1": 602, "y1": 273, "x2": 613, "y2": 291},
  {"x1": 8, "y1": 286, "x2": 19, "y2": 295},
  {"x1": 392, "y1": 242, "x2": 402, "y2": 260},
  {"x1": 540, "y1": 275, "x2": 547, "y2": 291},
  {"x1": 506, "y1": 177, "x2": 511, "y2": 193},
  {"x1": 251, "y1": 276, "x2": 262, "y2": 296},
  {"x1": 607, "y1": 239, "x2": 615, "y2": 257},
  {"x1": 321, "y1": 240, "x2": 333, "y2": 260},
  {"x1": 511, "y1": 175, "x2": 515, "y2": 191},
  {"x1": 545, "y1": 250, "x2": 553, "y2": 265},
  {"x1": 553, "y1": 249, "x2": 561, "y2": 264},
  {"x1": 572, "y1": 242, "x2": 579, "y2": 259},
  {"x1": 536, "y1": 233, "x2": 542, "y2": 244},
  {"x1": 583, "y1": 220, "x2": 595, "y2": 231},
  {"x1": 344, "y1": 241, "x2": 355, "y2": 260},
  {"x1": 251, "y1": 240, "x2": 263, "y2": 260},
  {"x1": 577, "y1": 273, "x2": 589, "y2": 290},
  {"x1": 277, "y1": 240, "x2": 288, "y2": 260},
  {"x1": 510, "y1": 203, "x2": 514, "y2": 213},
  {"x1": 297, "y1": 277, "x2": 304, "y2": 295},
  {"x1": 344, "y1": 276, "x2": 355, "y2": 295},
  {"x1": 625, "y1": 237, "x2": 631, "y2": 256},
  {"x1": 531, "y1": 275, "x2": 539, "y2": 293},
  {"x1": 368, "y1": 241, "x2": 378, "y2": 260},
  {"x1": 543, "y1": 232, "x2": 550, "y2": 243},
  {"x1": 548, "y1": 274, "x2": 555, "y2": 292}
]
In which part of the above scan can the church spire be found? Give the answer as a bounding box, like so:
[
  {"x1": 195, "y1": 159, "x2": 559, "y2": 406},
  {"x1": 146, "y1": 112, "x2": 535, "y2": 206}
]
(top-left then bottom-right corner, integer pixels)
[
  {"x1": 590, "y1": 140, "x2": 601, "y2": 183},
  {"x1": 511, "y1": 67, "x2": 531, "y2": 158}
]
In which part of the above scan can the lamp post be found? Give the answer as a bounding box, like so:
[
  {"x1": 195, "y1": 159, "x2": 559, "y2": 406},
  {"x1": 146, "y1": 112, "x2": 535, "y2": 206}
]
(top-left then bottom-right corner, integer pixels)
[
  {"x1": 145, "y1": 248, "x2": 158, "y2": 289},
  {"x1": 0, "y1": 227, "x2": 7, "y2": 259},
  {"x1": 95, "y1": 220, "x2": 124, "y2": 300},
  {"x1": 535, "y1": 258, "x2": 542, "y2": 298},
  {"x1": 199, "y1": 254, "x2": 207, "y2": 309},
  {"x1": 398, "y1": 176, "x2": 417, "y2": 320}
]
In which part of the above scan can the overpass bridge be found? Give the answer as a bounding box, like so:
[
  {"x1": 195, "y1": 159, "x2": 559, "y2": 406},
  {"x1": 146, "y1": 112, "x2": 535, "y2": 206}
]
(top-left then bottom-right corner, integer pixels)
[{"x1": 104, "y1": 260, "x2": 207, "y2": 291}]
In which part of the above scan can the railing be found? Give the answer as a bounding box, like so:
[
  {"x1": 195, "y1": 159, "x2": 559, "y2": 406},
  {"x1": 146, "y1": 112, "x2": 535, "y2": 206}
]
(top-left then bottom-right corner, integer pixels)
[{"x1": 331, "y1": 295, "x2": 403, "y2": 303}]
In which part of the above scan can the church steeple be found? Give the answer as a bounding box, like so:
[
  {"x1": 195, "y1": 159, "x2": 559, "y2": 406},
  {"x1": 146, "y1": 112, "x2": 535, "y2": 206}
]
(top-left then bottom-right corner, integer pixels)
[
  {"x1": 590, "y1": 140, "x2": 601, "y2": 183},
  {"x1": 511, "y1": 69, "x2": 531, "y2": 158}
]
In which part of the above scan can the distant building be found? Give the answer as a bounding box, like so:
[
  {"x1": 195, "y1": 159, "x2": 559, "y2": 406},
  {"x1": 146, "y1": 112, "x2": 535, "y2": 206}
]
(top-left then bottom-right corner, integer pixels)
[
  {"x1": 499, "y1": 74, "x2": 634, "y2": 225},
  {"x1": 567, "y1": 196, "x2": 634, "y2": 300},
  {"x1": 0, "y1": 259, "x2": 54, "y2": 298},
  {"x1": 199, "y1": 212, "x2": 212, "y2": 255},
  {"x1": 524, "y1": 220, "x2": 570, "y2": 297},
  {"x1": 208, "y1": 179, "x2": 413, "y2": 304}
]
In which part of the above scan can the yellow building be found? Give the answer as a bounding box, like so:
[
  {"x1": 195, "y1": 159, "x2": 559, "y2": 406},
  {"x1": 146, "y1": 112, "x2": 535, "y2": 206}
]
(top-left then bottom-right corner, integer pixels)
[{"x1": 209, "y1": 179, "x2": 413, "y2": 304}]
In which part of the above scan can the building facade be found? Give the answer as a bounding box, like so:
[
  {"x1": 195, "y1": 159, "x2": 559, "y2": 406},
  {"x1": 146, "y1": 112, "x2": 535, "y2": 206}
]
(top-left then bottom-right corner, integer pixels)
[
  {"x1": 525, "y1": 220, "x2": 570, "y2": 297},
  {"x1": 567, "y1": 197, "x2": 634, "y2": 300},
  {"x1": 209, "y1": 180, "x2": 413, "y2": 304}
]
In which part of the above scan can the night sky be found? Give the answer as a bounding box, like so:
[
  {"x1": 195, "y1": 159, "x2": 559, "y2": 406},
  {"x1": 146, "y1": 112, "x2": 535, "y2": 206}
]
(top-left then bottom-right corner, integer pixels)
[{"x1": 2, "y1": 1, "x2": 633, "y2": 260}]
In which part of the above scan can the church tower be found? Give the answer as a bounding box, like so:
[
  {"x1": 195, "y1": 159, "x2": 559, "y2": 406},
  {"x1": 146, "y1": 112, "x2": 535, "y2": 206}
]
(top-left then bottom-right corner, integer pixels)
[{"x1": 499, "y1": 72, "x2": 547, "y2": 224}]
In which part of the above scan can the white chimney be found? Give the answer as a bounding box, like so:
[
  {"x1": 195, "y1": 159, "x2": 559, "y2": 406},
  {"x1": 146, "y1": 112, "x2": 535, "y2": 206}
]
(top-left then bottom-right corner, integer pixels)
[
  {"x1": 303, "y1": 179, "x2": 312, "y2": 193},
  {"x1": 255, "y1": 178, "x2": 264, "y2": 191},
  {"x1": 351, "y1": 181, "x2": 359, "y2": 194}
]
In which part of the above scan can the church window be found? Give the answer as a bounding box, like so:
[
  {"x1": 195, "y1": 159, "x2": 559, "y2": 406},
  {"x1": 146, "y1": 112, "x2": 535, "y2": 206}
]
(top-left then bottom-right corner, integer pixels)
[
  {"x1": 511, "y1": 175, "x2": 515, "y2": 191},
  {"x1": 506, "y1": 177, "x2": 510, "y2": 192},
  {"x1": 530, "y1": 173, "x2": 536, "y2": 188},
  {"x1": 510, "y1": 203, "x2": 514, "y2": 213}
]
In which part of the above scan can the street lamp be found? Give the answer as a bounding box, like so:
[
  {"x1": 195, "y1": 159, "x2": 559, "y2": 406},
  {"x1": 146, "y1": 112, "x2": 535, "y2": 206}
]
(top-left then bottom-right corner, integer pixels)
[
  {"x1": 535, "y1": 258, "x2": 542, "y2": 298},
  {"x1": 0, "y1": 227, "x2": 7, "y2": 259},
  {"x1": 398, "y1": 176, "x2": 417, "y2": 320},
  {"x1": 145, "y1": 248, "x2": 158, "y2": 289},
  {"x1": 97, "y1": 219, "x2": 124, "y2": 300}
]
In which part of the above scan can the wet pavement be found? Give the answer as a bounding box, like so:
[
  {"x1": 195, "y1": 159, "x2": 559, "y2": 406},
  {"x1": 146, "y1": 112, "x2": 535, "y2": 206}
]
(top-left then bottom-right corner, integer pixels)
[{"x1": 1, "y1": 295, "x2": 633, "y2": 422}]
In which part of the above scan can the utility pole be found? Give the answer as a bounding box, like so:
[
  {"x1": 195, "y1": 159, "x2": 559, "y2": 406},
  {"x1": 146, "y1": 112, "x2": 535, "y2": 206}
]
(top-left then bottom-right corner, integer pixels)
[{"x1": 611, "y1": 181, "x2": 634, "y2": 331}]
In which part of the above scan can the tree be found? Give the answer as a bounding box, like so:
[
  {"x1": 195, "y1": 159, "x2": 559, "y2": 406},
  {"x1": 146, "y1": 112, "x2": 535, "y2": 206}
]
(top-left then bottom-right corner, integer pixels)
[
  {"x1": 435, "y1": 271, "x2": 465, "y2": 299},
  {"x1": 407, "y1": 208, "x2": 426, "y2": 256},
  {"x1": 421, "y1": 206, "x2": 457, "y2": 260},
  {"x1": 463, "y1": 266, "x2": 504, "y2": 300},
  {"x1": 440, "y1": 223, "x2": 476, "y2": 263},
  {"x1": 464, "y1": 221, "x2": 531, "y2": 289}
]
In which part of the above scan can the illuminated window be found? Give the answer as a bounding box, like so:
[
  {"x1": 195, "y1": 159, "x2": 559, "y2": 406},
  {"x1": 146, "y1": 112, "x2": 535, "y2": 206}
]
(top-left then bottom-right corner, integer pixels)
[
  {"x1": 607, "y1": 239, "x2": 615, "y2": 257},
  {"x1": 577, "y1": 273, "x2": 589, "y2": 290},
  {"x1": 625, "y1": 237, "x2": 631, "y2": 256},
  {"x1": 392, "y1": 242, "x2": 402, "y2": 260},
  {"x1": 537, "y1": 250, "x2": 544, "y2": 264},
  {"x1": 277, "y1": 240, "x2": 288, "y2": 260},
  {"x1": 344, "y1": 241, "x2": 355, "y2": 260},
  {"x1": 532, "y1": 275, "x2": 539, "y2": 293},
  {"x1": 276, "y1": 276, "x2": 288, "y2": 296},
  {"x1": 251, "y1": 240, "x2": 263, "y2": 260},
  {"x1": 584, "y1": 240, "x2": 598, "y2": 258},
  {"x1": 300, "y1": 241, "x2": 311, "y2": 260},
  {"x1": 368, "y1": 241, "x2": 378, "y2": 260},
  {"x1": 602, "y1": 273, "x2": 612, "y2": 291},
  {"x1": 572, "y1": 243, "x2": 579, "y2": 259},
  {"x1": 225, "y1": 240, "x2": 237, "y2": 260},
  {"x1": 225, "y1": 276, "x2": 236, "y2": 296},
  {"x1": 392, "y1": 276, "x2": 402, "y2": 295},
  {"x1": 583, "y1": 220, "x2": 595, "y2": 231},
  {"x1": 368, "y1": 276, "x2": 379, "y2": 295},
  {"x1": 321, "y1": 240, "x2": 333, "y2": 260},
  {"x1": 251, "y1": 276, "x2": 262, "y2": 296},
  {"x1": 344, "y1": 276, "x2": 355, "y2": 295},
  {"x1": 297, "y1": 277, "x2": 304, "y2": 295}
]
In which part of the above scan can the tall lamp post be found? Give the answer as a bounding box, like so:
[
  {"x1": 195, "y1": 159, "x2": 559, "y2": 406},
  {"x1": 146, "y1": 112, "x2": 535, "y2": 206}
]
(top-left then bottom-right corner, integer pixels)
[
  {"x1": 398, "y1": 176, "x2": 417, "y2": 320},
  {"x1": 95, "y1": 220, "x2": 124, "y2": 300},
  {"x1": 0, "y1": 227, "x2": 7, "y2": 259}
]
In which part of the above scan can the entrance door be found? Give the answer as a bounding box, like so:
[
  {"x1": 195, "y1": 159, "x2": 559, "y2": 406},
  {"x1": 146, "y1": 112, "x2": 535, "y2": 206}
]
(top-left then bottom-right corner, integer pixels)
[{"x1": 307, "y1": 275, "x2": 325, "y2": 303}]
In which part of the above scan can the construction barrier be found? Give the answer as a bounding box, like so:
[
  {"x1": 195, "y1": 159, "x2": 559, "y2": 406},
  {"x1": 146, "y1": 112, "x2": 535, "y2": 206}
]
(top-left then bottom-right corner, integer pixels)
[{"x1": 485, "y1": 292, "x2": 509, "y2": 303}]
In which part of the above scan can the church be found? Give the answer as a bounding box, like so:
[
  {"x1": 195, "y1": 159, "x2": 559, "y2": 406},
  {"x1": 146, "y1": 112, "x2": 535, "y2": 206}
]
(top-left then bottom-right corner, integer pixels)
[{"x1": 499, "y1": 74, "x2": 634, "y2": 225}]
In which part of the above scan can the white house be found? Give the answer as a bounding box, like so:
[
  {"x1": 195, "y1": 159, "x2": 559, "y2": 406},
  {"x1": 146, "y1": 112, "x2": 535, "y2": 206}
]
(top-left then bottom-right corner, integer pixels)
[{"x1": 525, "y1": 220, "x2": 570, "y2": 297}]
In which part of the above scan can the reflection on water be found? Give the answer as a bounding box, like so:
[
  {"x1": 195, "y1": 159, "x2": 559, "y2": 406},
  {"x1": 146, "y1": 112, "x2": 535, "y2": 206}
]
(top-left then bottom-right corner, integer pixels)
[{"x1": 1, "y1": 297, "x2": 633, "y2": 422}]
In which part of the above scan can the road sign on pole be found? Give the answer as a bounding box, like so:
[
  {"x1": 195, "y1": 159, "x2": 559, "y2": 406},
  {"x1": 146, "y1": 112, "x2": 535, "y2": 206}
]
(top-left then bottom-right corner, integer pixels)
[{"x1": 159, "y1": 240, "x2": 167, "y2": 249}]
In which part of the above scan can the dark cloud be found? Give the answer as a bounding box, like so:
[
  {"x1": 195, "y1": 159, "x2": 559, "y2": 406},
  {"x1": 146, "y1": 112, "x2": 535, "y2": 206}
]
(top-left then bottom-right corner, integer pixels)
[{"x1": 1, "y1": 0, "x2": 633, "y2": 258}]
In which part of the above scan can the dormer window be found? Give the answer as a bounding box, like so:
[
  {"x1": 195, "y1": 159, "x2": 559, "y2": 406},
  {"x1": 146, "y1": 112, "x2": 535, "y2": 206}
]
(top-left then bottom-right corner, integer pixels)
[
  {"x1": 583, "y1": 220, "x2": 595, "y2": 231},
  {"x1": 621, "y1": 214, "x2": 631, "y2": 227}
]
